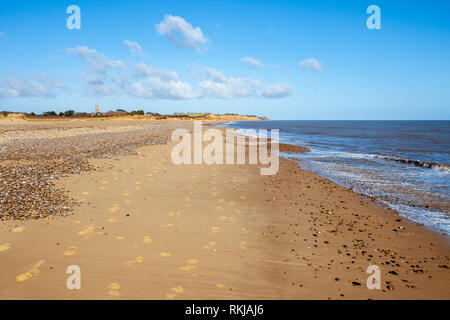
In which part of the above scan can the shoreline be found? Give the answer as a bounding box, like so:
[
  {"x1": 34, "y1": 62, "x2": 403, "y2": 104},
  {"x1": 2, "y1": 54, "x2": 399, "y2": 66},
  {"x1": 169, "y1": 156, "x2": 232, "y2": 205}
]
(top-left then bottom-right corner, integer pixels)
[
  {"x1": 0, "y1": 119, "x2": 449, "y2": 299},
  {"x1": 283, "y1": 154, "x2": 449, "y2": 237},
  {"x1": 212, "y1": 122, "x2": 450, "y2": 237}
]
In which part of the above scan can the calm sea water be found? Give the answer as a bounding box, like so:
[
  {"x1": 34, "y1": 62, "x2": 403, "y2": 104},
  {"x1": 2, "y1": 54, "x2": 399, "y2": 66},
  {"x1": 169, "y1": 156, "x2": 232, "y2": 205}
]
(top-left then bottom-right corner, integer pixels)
[{"x1": 218, "y1": 121, "x2": 450, "y2": 234}]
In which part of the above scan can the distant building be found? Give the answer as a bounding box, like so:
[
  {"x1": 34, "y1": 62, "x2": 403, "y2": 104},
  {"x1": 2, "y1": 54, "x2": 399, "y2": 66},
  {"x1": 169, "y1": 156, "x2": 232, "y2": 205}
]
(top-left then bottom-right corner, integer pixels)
[{"x1": 95, "y1": 105, "x2": 100, "y2": 113}]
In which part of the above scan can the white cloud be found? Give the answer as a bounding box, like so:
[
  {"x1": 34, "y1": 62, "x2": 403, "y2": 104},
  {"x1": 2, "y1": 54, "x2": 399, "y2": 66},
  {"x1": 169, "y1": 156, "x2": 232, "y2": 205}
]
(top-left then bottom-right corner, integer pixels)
[
  {"x1": 241, "y1": 56, "x2": 263, "y2": 68},
  {"x1": 298, "y1": 58, "x2": 322, "y2": 71},
  {"x1": 131, "y1": 62, "x2": 179, "y2": 81},
  {"x1": 82, "y1": 73, "x2": 117, "y2": 96},
  {"x1": 123, "y1": 40, "x2": 144, "y2": 56},
  {"x1": 0, "y1": 73, "x2": 65, "y2": 98},
  {"x1": 66, "y1": 46, "x2": 124, "y2": 73},
  {"x1": 156, "y1": 14, "x2": 206, "y2": 50},
  {"x1": 34, "y1": 74, "x2": 66, "y2": 89},
  {"x1": 198, "y1": 68, "x2": 292, "y2": 99},
  {"x1": 63, "y1": 46, "x2": 292, "y2": 100},
  {"x1": 66, "y1": 46, "x2": 124, "y2": 96},
  {"x1": 199, "y1": 68, "x2": 262, "y2": 99},
  {"x1": 67, "y1": 46, "x2": 196, "y2": 98},
  {"x1": 263, "y1": 83, "x2": 293, "y2": 98},
  {"x1": 123, "y1": 62, "x2": 199, "y2": 99}
]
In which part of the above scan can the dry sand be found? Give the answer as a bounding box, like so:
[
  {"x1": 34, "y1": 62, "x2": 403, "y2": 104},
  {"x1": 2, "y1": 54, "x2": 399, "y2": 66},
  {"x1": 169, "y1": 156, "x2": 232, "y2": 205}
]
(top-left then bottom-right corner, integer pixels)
[{"x1": 0, "y1": 120, "x2": 449, "y2": 299}]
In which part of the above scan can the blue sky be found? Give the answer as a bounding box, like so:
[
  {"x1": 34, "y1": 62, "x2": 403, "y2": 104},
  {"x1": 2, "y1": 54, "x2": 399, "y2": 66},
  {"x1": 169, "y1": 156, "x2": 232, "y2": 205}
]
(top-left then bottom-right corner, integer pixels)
[{"x1": 0, "y1": 0, "x2": 449, "y2": 119}]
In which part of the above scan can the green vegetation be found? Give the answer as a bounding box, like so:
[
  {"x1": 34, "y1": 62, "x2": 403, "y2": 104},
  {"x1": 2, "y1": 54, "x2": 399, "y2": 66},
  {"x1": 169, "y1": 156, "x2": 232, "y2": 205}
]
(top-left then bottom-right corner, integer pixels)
[
  {"x1": 173, "y1": 112, "x2": 207, "y2": 117},
  {"x1": 129, "y1": 110, "x2": 144, "y2": 115},
  {"x1": 0, "y1": 108, "x2": 263, "y2": 120}
]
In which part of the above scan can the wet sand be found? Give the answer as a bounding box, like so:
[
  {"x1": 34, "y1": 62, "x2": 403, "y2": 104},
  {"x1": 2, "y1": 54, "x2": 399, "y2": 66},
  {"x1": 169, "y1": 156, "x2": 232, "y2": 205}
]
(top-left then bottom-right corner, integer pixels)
[{"x1": 0, "y1": 120, "x2": 449, "y2": 299}]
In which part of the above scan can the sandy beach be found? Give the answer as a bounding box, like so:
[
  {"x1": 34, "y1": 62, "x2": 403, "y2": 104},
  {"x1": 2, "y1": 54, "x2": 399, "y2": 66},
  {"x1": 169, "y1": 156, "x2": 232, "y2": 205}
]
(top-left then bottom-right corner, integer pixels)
[{"x1": 0, "y1": 118, "x2": 449, "y2": 299}]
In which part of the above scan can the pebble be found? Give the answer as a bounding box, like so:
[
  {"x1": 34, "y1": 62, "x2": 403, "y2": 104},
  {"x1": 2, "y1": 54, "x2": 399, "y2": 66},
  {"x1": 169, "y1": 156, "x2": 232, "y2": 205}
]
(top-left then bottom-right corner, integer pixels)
[{"x1": 0, "y1": 122, "x2": 189, "y2": 220}]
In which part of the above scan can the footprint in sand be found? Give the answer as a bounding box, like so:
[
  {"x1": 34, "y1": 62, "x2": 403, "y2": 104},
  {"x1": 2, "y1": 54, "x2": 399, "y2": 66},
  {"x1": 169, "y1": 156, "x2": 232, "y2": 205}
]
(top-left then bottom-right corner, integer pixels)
[
  {"x1": 126, "y1": 256, "x2": 144, "y2": 266},
  {"x1": 108, "y1": 206, "x2": 120, "y2": 214},
  {"x1": 64, "y1": 246, "x2": 79, "y2": 256},
  {"x1": 160, "y1": 223, "x2": 174, "y2": 228},
  {"x1": 0, "y1": 243, "x2": 11, "y2": 252},
  {"x1": 186, "y1": 259, "x2": 198, "y2": 265},
  {"x1": 11, "y1": 226, "x2": 25, "y2": 233},
  {"x1": 108, "y1": 282, "x2": 121, "y2": 296},
  {"x1": 211, "y1": 226, "x2": 220, "y2": 233},
  {"x1": 180, "y1": 259, "x2": 199, "y2": 272},
  {"x1": 240, "y1": 241, "x2": 248, "y2": 251},
  {"x1": 203, "y1": 241, "x2": 216, "y2": 249},
  {"x1": 109, "y1": 282, "x2": 120, "y2": 289},
  {"x1": 142, "y1": 236, "x2": 153, "y2": 244},
  {"x1": 171, "y1": 285, "x2": 184, "y2": 294},
  {"x1": 180, "y1": 264, "x2": 196, "y2": 272},
  {"x1": 159, "y1": 252, "x2": 172, "y2": 257},
  {"x1": 16, "y1": 260, "x2": 45, "y2": 282},
  {"x1": 78, "y1": 224, "x2": 94, "y2": 237},
  {"x1": 216, "y1": 283, "x2": 225, "y2": 289}
]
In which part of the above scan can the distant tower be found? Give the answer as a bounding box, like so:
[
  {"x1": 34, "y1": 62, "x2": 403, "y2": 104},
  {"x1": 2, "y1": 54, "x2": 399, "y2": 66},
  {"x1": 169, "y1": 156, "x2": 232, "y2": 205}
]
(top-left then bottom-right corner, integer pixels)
[{"x1": 95, "y1": 105, "x2": 100, "y2": 113}]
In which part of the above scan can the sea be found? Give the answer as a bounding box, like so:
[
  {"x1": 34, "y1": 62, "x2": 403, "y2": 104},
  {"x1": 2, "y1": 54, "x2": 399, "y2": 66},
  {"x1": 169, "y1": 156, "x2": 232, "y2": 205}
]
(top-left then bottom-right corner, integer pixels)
[{"x1": 216, "y1": 120, "x2": 450, "y2": 235}]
